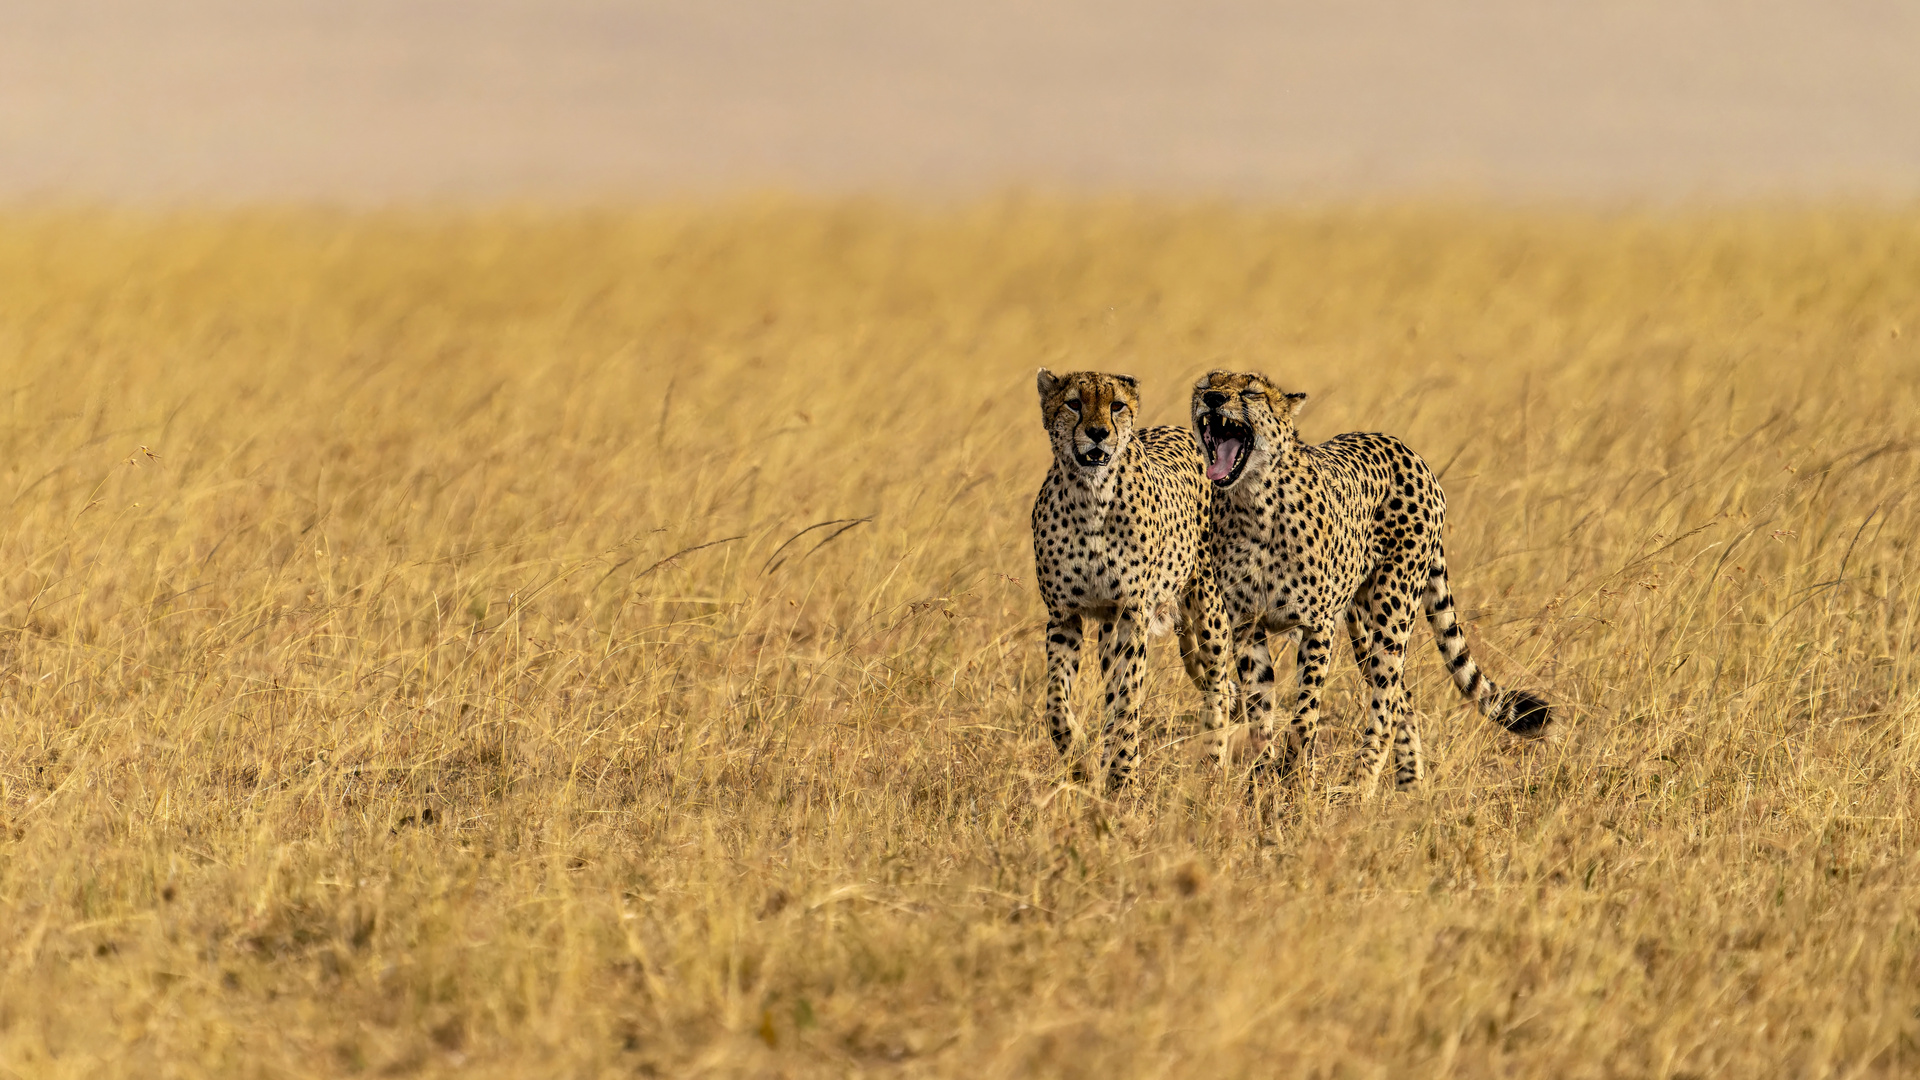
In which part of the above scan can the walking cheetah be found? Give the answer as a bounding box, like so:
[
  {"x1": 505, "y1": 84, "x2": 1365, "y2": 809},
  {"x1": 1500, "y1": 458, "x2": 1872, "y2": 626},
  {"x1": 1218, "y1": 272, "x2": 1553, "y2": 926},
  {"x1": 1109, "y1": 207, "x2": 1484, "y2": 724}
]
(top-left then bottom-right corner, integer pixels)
[
  {"x1": 1031, "y1": 369, "x2": 1234, "y2": 789},
  {"x1": 1191, "y1": 370, "x2": 1552, "y2": 791}
]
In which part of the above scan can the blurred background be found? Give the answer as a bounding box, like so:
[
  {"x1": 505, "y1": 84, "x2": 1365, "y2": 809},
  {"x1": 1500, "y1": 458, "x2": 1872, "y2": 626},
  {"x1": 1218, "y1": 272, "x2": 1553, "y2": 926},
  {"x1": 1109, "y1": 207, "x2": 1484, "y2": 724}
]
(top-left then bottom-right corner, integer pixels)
[{"x1": 3, "y1": 0, "x2": 1918, "y2": 203}]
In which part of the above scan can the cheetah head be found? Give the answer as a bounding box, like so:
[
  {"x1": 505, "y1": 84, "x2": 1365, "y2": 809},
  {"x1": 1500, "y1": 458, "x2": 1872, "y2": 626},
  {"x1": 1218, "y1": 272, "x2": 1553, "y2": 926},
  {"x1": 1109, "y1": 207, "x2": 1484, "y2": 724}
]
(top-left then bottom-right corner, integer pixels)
[
  {"x1": 1036, "y1": 368, "x2": 1140, "y2": 470},
  {"x1": 1191, "y1": 370, "x2": 1309, "y2": 488}
]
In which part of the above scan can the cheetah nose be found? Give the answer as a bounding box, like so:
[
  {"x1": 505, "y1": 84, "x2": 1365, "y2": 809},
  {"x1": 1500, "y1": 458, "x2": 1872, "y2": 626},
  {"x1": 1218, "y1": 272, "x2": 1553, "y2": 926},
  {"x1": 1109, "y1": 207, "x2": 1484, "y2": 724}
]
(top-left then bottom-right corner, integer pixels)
[
  {"x1": 1202, "y1": 391, "x2": 1227, "y2": 409},
  {"x1": 1085, "y1": 427, "x2": 1109, "y2": 443}
]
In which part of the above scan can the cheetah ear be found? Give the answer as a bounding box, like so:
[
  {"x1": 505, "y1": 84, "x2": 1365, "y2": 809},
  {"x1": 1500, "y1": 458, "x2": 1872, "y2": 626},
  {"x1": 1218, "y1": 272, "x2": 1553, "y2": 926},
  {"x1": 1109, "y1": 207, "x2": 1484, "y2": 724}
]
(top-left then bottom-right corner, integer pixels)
[
  {"x1": 1036, "y1": 367, "x2": 1061, "y2": 402},
  {"x1": 1112, "y1": 374, "x2": 1138, "y2": 389},
  {"x1": 1284, "y1": 391, "x2": 1310, "y2": 414}
]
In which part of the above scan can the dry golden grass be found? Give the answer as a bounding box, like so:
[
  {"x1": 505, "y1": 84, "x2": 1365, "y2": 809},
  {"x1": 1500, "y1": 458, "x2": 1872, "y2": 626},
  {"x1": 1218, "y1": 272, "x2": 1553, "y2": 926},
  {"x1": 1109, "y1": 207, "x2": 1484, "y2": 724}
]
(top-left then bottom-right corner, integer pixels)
[{"x1": 1, "y1": 202, "x2": 1918, "y2": 1078}]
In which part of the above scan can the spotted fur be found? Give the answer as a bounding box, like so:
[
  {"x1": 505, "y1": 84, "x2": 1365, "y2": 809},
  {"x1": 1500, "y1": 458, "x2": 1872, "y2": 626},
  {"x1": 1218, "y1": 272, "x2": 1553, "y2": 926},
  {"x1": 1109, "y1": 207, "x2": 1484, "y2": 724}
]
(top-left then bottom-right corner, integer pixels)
[
  {"x1": 1031, "y1": 368, "x2": 1233, "y2": 789},
  {"x1": 1191, "y1": 370, "x2": 1552, "y2": 791}
]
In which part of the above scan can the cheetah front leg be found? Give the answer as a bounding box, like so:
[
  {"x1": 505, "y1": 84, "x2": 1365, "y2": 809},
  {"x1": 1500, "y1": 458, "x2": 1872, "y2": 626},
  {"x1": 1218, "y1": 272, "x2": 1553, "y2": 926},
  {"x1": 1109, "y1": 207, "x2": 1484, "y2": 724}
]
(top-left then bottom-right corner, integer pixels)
[
  {"x1": 1343, "y1": 603, "x2": 1370, "y2": 676},
  {"x1": 1234, "y1": 622, "x2": 1279, "y2": 770},
  {"x1": 1278, "y1": 625, "x2": 1334, "y2": 781},
  {"x1": 1043, "y1": 613, "x2": 1087, "y2": 777},
  {"x1": 1177, "y1": 578, "x2": 1234, "y2": 770},
  {"x1": 1098, "y1": 609, "x2": 1146, "y2": 790},
  {"x1": 1340, "y1": 601, "x2": 1370, "y2": 760}
]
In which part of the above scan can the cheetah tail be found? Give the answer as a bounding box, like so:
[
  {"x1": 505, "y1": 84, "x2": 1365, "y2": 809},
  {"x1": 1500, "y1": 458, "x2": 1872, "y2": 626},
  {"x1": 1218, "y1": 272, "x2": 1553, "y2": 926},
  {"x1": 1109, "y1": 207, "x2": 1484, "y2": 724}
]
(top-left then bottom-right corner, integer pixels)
[{"x1": 1423, "y1": 546, "x2": 1553, "y2": 736}]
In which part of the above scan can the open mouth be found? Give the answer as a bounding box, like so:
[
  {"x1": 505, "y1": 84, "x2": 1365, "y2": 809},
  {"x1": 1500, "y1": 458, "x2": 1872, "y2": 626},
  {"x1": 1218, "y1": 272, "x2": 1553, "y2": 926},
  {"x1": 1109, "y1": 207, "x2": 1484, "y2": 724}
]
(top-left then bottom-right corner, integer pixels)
[
  {"x1": 1198, "y1": 414, "x2": 1252, "y2": 486},
  {"x1": 1074, "y1": 447, "x2": 1112, "y2": 468}
]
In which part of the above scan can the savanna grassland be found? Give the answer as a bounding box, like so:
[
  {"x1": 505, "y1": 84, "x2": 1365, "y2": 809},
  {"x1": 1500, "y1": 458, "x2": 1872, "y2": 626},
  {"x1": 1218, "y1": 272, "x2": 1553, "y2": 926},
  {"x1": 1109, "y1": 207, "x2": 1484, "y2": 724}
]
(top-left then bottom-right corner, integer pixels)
[{"x1": 1, "y1": 203, "x2": 1918, "y2": 1078}]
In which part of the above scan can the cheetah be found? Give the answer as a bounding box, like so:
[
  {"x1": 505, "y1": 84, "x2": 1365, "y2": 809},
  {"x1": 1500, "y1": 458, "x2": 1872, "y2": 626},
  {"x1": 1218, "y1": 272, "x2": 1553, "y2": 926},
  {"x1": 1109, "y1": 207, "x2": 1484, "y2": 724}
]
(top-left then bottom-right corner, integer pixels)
[
  {"x1": 1190, "y1": 370, "x2": 1552, "y2": 791},
  {"x1": 1031, "y1": 369, "x2": 1234, "y2": 789}
]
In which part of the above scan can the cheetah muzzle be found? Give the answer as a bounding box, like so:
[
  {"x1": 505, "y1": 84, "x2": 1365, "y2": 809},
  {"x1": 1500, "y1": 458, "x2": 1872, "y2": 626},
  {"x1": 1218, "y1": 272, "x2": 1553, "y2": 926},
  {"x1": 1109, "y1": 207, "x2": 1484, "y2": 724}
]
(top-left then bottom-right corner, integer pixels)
[{"x1": 1074, "y1": 444, "x2": 1113, "y2": 468}]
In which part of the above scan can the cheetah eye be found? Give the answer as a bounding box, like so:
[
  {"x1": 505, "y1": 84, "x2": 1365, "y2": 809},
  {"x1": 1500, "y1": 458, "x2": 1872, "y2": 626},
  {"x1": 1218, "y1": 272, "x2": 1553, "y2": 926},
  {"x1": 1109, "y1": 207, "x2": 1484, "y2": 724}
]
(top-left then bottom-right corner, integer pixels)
[
  {"x1": 1109, "y1": 401, "x2": 1126, "y2": 415},
  {"x1": 1242, "y1": 390, "x2": 1267, "y2": 401},
  {"x1": 1065, "y1": 399, "x2": 1083, "y2": 413}
]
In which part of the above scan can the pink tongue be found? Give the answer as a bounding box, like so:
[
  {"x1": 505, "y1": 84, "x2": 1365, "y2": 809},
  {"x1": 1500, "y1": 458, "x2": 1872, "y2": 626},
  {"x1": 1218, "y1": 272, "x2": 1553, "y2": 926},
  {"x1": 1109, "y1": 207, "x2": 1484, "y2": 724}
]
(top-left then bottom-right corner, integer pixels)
[{"x1": 1206, "y1": 439, "x2": 1241, "y2": 481}]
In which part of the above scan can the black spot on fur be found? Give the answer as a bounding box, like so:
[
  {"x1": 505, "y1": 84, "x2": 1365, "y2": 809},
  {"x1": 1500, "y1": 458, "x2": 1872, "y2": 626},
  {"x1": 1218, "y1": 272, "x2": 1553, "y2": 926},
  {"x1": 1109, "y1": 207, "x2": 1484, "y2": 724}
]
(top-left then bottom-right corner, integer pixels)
[{"x1": 1499, "y1": 689, "x2": 1554, "y2": 735}]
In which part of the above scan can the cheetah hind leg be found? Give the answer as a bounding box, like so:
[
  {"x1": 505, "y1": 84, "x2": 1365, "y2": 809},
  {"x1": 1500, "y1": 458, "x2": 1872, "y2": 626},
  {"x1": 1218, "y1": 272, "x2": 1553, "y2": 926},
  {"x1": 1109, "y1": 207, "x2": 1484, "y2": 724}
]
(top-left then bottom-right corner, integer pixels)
[
  {"x1": 1322, "y1": 602, "x2": 1371, "y2": 796},
  {"x1": 1348, "y1": 566, "x2": 1424, "y2": 794}
]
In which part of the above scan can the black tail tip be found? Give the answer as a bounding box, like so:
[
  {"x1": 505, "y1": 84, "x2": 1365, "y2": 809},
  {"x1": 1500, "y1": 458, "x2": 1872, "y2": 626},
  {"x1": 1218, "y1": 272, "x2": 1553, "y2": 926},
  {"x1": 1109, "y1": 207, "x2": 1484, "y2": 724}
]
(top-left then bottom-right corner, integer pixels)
[{"x1": 1499, "y1": 689, "x2": 1554, "y2": 736}]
